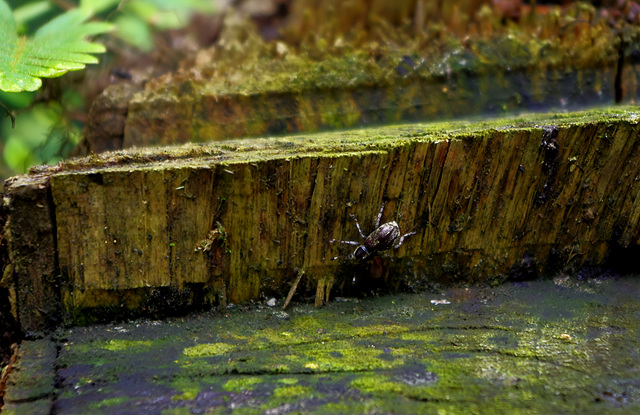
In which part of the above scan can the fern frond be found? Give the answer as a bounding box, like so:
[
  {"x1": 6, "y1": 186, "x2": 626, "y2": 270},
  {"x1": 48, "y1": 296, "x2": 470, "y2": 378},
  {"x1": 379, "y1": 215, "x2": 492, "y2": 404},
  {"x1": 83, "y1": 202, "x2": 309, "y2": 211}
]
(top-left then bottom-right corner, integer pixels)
[{"x1": 0, "y1": 1, "x2": 113, "y2": 93}]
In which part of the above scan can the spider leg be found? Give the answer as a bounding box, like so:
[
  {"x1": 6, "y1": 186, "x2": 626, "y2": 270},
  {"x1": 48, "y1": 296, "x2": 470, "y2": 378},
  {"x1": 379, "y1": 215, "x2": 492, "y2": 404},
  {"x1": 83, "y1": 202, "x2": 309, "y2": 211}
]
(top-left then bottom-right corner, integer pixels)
[
  {"x1": 393, "y1": 231, "x2": 416, "y2": 249},
  {"x1": 330, "y1": 239, "x2": 360, "y2": 246},
  {"x1": 349, "y1": 214, "x2": 367, "y2": 239},
  {"x1": 374, "y1": 202, "x2": 386, "y2": 229}
]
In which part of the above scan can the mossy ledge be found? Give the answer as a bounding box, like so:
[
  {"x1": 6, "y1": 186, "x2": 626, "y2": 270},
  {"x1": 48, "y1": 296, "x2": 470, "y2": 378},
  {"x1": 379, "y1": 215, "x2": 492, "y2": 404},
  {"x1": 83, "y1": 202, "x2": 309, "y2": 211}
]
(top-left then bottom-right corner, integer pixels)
[
  {"x1": 84, "y1": 1, "x2": 640, "y2": 152},
  {"x1": 3, "y1": 106, "x2": 640, "y2": 331}
]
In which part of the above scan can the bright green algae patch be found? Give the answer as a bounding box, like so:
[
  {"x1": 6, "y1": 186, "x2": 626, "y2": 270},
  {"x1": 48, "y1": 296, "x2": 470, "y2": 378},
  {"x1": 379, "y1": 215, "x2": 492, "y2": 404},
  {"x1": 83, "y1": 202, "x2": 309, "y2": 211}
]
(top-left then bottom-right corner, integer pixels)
[{"x1": 48, "y1": 277, "x2": 640, "y2": 414}]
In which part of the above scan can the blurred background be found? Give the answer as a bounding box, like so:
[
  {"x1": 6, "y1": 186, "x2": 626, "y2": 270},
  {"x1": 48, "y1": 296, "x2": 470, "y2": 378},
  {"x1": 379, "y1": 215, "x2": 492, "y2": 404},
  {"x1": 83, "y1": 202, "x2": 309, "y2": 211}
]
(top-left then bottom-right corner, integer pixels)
[
  {"x1": 0, "y1": 0, "x2": 225, "y2": 182},
  {"x1": 1, "y1": 0, "x2": 638, "y2": 185}
]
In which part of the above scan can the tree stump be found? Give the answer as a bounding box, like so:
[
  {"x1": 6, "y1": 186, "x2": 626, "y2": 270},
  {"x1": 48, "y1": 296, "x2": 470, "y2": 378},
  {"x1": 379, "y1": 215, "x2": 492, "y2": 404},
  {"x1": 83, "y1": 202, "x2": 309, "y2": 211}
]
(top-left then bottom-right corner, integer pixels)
[{"x1": 3, "y1": 106, "x2": 640, "y2": 332}]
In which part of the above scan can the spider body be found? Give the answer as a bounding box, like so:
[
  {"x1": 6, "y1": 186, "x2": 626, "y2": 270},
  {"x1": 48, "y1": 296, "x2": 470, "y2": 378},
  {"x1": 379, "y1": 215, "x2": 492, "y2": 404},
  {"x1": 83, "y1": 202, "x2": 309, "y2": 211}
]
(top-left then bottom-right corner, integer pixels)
[
  {"x1": 352, "y1": 221, "x2": 400, "y2": 260},
  {"x1": 331, "y1": 204, "x2": 415, "y2": 262}
]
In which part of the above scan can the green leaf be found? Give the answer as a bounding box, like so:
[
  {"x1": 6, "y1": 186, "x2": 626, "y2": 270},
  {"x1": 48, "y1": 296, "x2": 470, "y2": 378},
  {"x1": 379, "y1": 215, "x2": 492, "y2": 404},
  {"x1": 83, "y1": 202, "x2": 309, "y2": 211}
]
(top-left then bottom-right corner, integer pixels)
[
  {"x1": 13, "y1": 1, "x2": 53, "y2": 26},
  {"x1": 80, "y1": 0, "x2": 122, "y2": 14},
  {"x1": 113, "y1": 13, "x2": 154, "y2": 52},
  {"x1": 0, "y1": 1, "x2": 113, "y2": 93}
]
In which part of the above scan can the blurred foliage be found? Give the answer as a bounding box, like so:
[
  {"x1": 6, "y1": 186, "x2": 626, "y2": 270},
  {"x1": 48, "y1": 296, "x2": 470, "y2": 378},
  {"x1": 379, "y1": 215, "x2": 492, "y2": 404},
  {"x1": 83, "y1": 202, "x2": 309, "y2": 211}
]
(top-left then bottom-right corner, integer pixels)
[{"x1": 0, "y1": 0, "x2": 220, "y2": 184}]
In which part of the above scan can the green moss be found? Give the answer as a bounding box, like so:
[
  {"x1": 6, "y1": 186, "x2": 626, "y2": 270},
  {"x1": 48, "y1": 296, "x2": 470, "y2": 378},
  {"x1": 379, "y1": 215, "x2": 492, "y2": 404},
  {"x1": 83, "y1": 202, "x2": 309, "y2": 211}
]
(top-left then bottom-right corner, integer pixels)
[
  {"x1": 47, "y1": 278, "x2": 640, "y2": 413},
  {"x1": 161, "y1": 408, "x2": 193, "y2": 415},
  {"x1": 100, "y1": 339, "x2": 153, "y2": 352},
  {"x1": 351, "y1": 375, "x2": 406, "y2": 394},
  {"x1": 223, "y1": 376, "x2": 262, "y2": 392},
  {"x1": 297, "y1": 341, "x2": 405, "y2": 372},
  {"x1": 153, "y1": 6, "x2": 639, "y2": 98},
  {"x1": 40, "y1": 105, "x2": 639, "y2": 177},
  {"x1": 272, "y1": 385, "x2": 313, "y2": 399},
  {"x1": 171, "y1": 377, "x2": 202, "y2": 401},
  {"x1": 91, "y1": 396, "x2": 132, "y2": 408},
  {"x1": 171, "y1": 391, "x2": 199, "y2": 401},
  {"x1": 277, "y1": 377, "x2": 299, "y2": 385},
  {"x1": 106, "y1": 1, "x2": 640, "y2": 147},
  {"x1": 183, "y1": 342, "x2": 235, "y2": 357}
]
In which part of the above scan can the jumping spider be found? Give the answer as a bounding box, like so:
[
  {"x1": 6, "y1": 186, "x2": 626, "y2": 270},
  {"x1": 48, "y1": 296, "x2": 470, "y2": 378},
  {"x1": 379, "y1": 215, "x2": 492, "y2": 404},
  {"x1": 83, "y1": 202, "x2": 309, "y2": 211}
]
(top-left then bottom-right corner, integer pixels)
[{"x1": 330, "y1": 203, "x2": 416, "y2": 261}]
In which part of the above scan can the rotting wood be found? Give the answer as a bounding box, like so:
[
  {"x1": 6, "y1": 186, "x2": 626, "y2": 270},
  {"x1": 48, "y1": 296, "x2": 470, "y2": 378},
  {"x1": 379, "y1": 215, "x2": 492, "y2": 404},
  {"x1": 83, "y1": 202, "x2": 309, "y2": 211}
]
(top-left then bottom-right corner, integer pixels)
[
  {"x1": 314, "y1": 275, "x2": 335, "y2": 308},
  {"x1": 3, "y1": 107, "x2": 640, "y2": 330},
  {"x1": 2, "y1": 176, "x2": 58, "y2": 333}
]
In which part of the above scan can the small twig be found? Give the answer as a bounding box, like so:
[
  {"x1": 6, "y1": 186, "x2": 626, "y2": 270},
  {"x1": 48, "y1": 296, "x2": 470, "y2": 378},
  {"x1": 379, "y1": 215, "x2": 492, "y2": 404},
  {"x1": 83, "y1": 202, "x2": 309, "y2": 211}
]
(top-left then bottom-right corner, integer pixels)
[
  {"x1": 106, "y1": 1, "x2": 132, "y2": 22},
  {"x1": 282, "y1": 268, "x2": 305, "y2": 310},
  {"x1": 1, "y1": 101, "x2": 15, "y2": 128}
]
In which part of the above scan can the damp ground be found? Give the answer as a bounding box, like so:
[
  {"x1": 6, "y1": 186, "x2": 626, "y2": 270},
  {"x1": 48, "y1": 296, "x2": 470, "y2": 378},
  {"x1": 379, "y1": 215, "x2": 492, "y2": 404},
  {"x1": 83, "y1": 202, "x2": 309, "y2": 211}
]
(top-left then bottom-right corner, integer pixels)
[{"x1": 3, "y1": 276, "x2": 640, "y2": 414}]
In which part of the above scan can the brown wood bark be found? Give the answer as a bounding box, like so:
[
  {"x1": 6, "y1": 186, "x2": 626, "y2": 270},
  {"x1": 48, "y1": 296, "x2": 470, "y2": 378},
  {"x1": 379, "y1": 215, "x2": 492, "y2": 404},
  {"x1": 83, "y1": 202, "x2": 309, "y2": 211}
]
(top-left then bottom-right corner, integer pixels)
[
  {"x1": 2, "y1": 176, "x2": 58, "y2": 333},
  {"x1": 4, "y1": 108, "x2": 640, "y2": 330}
]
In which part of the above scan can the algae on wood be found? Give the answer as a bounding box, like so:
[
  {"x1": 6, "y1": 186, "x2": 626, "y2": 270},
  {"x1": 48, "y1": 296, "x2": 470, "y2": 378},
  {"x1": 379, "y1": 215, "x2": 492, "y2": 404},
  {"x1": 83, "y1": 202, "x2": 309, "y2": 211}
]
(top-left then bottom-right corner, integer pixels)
[
  {"x1": 3, "y1": 107, "x2": 640, "y2": 330},
  {"x1": 16, "y1": 277, "x2": 640, "y2": 414},
  {"x1": 1, "y1": 339, "x2": 56, "y2": 414}
]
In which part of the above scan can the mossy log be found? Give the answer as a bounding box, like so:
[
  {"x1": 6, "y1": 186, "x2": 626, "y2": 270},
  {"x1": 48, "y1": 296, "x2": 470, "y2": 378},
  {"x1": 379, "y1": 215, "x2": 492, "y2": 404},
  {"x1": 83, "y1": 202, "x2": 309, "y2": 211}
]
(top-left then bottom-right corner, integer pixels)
[
  {"x1": 123, "y1": 64, "x2": 636, "y2": 147},
  {"x1": 82, "y1": 4, "x2": 640, "y2": 152},
  {"x1": 3, "y1": 106, "x2": 640, "y2": 331}
]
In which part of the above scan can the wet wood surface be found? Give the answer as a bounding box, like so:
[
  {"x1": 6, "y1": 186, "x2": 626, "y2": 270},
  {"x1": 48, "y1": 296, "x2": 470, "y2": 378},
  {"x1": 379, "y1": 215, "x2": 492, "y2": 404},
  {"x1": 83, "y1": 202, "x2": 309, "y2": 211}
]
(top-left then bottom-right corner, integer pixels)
[
  {"x1": 4, "y1": 277, "x2": 640, "y2": 414},
  {"x1": 3, "y1": 107, "x2": 640, "y2": 330}
]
